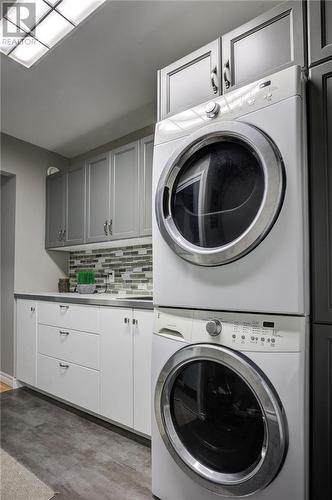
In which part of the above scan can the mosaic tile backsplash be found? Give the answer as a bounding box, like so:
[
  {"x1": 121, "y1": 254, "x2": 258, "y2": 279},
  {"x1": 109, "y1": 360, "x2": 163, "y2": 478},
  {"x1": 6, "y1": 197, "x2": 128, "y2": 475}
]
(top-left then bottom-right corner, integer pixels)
[{"x1": 69, "y1": 243, "x2": 153, "y2": 295}]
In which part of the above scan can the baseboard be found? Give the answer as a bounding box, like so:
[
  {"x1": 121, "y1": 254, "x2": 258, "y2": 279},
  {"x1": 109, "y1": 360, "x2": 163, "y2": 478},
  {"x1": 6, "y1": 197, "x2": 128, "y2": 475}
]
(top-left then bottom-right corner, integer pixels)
[{"x1": 0, "y1": 371, "x2": 22, "y2": 389}]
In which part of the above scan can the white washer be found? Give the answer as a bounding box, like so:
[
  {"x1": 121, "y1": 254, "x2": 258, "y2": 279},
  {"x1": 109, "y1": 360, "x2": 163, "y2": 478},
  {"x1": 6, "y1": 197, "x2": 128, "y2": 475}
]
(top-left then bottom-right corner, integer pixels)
[
  {"x1": 152, "y1": 307, "x2": 308, "y2": 500},
  {"x1": 152, "y1": 66, "x2": 308, "y2": 315}
]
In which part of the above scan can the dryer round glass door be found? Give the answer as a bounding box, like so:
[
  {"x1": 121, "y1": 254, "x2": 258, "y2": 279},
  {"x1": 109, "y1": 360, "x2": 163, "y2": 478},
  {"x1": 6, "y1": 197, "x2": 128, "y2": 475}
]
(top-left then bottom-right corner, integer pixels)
[
  {"x1": 155, "y1": 121, "x2": 285, "y2": 266},
  {"x1": 154, "y1": 344, "x2": 288, "y2": 496}
]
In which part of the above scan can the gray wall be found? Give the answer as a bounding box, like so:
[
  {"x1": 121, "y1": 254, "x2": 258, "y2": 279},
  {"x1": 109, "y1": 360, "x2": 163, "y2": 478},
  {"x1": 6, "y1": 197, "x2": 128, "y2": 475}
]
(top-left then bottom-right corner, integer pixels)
[
  {"x1": 1, "y1": 174, "x2": 16, "y2": 376},
  {"x1": 72, "y1": 124, "x2": 155, "y2": 163},
  {"x1": 1, "y1": 133, "x2": 70, "y2": 293}
]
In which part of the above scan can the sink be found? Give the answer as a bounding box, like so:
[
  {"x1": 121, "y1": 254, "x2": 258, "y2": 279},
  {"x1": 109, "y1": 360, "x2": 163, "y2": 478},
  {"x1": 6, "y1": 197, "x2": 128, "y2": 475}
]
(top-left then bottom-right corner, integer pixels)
[{"x1": 116, "y1": 296, "x2": 153, "y2": 301}]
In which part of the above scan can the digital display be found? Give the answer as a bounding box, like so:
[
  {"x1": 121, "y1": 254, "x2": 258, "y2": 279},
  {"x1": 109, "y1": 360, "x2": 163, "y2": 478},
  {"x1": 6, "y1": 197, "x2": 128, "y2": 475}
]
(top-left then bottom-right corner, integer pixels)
[{"x1": 263, "y1": 321, "x2": 275, "y2": 328}]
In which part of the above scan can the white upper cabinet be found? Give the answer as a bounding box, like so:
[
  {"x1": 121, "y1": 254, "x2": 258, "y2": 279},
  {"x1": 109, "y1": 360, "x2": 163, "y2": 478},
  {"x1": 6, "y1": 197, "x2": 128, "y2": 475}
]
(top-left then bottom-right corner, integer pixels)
[
  {"x1": 221, "y1": 1, "x2": 305, "y2": 92},
  {"x1": 158, "y1": 39, "x2": 221, "y2": 120},
  {"x1": 45, "y1": 135, "x2": 153, "y2": 249},
  {"x1": 110, "y1": 142, "x2": 140, "y2": 240},
  {"x1": 86, "y1": 153, "x2": 111, "y2": 243},
  {"x1": 139, "y1": 135, "x2": 154, "y2": 237}
]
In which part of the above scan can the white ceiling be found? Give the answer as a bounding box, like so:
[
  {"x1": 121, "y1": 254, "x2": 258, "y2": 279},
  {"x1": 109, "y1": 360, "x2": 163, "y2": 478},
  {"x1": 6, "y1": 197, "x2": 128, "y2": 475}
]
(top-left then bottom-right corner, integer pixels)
[{"x1": 1, "y1": 0, "x2": 278, "y2": 158}]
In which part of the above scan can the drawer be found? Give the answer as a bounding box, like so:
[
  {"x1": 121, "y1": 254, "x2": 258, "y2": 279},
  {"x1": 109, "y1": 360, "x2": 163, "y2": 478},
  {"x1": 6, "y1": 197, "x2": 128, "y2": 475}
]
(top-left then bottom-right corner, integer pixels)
[
  {"x1": 38, "y1": 301, "x2": 100, "y2": 333},
  {"x1": 37, "y1": 353, "x2": 99, "y2": 413},
  {"x1": 38, "y1": 324, "x2": 100, "y2": 370}
]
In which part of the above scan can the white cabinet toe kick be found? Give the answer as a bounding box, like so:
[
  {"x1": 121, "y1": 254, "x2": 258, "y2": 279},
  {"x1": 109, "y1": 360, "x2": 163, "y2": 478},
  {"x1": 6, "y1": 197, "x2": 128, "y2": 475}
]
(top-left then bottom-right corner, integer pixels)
[{"x1": 15, "y1": 299, "x2": 153, "y2": 437}]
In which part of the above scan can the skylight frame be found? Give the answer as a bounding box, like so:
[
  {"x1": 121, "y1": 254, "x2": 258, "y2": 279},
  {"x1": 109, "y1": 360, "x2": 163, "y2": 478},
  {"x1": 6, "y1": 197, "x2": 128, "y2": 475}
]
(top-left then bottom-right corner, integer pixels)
[{"x1": 0, "y1": 0, "x2": 106, "y2": 68}]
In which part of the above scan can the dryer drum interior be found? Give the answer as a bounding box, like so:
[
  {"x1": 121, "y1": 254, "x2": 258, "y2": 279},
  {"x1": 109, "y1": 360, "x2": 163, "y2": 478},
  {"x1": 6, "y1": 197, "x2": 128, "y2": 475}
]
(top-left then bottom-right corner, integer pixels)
[
  {"x1": 154, "y1": 344, "x2": 288, "y2": 496},
  {"x1": 155, "y1": 121, "x2": 286, "y2": 266}
]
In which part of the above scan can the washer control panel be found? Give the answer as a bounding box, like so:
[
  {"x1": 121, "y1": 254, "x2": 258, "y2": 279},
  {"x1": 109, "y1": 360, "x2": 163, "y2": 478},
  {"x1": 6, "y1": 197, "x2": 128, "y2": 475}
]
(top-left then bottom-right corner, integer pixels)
[{"x1": 155, "y1": 308, "x2": 306, "y2": 352}]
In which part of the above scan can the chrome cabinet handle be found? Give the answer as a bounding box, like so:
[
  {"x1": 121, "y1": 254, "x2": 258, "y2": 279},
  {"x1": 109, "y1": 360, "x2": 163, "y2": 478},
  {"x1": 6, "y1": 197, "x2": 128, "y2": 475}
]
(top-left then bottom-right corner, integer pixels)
[
  {"x1": 59, "y1": 305, "x2": 69, "y2": 310},
  {"x1": 59, "y1": 363, "x2": 69, "y2": 369},
  {"x1": 210, "y1": 66, "x2": 219, "y2": 94},
  {"x1": 104, "y1": 220, "x2": 108, "y2": 236},
  {"x1": 108, "y1": 219, "x2": 113, "y2": 236},
  {"x1": 59, "y1": 331, "x2": 69, "y2": 336},
  {"x1": 61, "y1": 229, "x2": 66, "y2": 241},
  {"x1": 132, "y1": 318, "x2": 138, "y2": 325},
  {"x1": 58, "y1": 230, "x2": 63, "y2": 241},
  {"x1": 223, "y1": 60, "x2": 231, "y2": 90},
  {"x1": 124, "y1": 317, "x2": 130, "y2": 324},
  {"x1": 30, "y1": 306, "x2": 35, "y2": 312}
]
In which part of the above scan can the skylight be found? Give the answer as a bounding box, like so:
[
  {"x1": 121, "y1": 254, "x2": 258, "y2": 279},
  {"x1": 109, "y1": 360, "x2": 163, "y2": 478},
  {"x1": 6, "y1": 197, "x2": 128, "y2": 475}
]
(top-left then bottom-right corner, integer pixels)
[{"x1": 0, "y1": 0, "x2": 106, "y2": 68}]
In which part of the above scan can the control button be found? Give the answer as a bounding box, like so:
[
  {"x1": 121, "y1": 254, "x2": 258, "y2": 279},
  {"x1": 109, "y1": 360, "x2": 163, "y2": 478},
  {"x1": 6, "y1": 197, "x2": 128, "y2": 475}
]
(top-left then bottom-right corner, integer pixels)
[
  {"x1": 261, "y1": 337, "x2": 265, "y2": 342},
  {"x1": 267, "y1": 338, "x2": 270, "y2": 342},
  {"x1": 271, "y1": 338, "x2": 276, "y2": 343},
  {"x1": 251, "y1": 336, "x2": 255, "y2": 341},
  {"x1": 205, "y1": 101, "x2": 220, "y2": 118},
  {"x1": 232, "y1": 334, "x2": 236, "y2": 339},
  {"x1": 206, "y1": 319, "x2": 222, "y2": 337},
  {"x1": 241, "y1": 335, "x2": 245, "y2": 339}
]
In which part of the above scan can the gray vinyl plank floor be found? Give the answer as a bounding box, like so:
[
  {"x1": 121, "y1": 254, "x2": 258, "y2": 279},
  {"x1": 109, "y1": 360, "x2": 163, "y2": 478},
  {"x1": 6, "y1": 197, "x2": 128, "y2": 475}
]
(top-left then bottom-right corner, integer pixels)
[{"x1": 0, "y1": 388, "x2": 152, "y2": 500}]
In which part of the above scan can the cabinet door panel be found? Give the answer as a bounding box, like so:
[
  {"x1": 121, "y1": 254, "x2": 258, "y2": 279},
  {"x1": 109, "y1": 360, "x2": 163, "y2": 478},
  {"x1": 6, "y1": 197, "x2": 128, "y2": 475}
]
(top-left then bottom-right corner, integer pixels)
[
  {"x1": 312, "y1": 324, "x2": 332, "y2": 500},
  {"x1": 86, "y1": 153, "x2": 110, "y2": 243},
  {"x1": 110, "y1": 142, "x2": 139, "y2": 240},
  {"x1": 308, "y1": 0, "x2": 332, "y2": 65},
  {"x1": 139, "y1": 135, "x2": 154, "y2": 237},
  {"x1": 65, "y1": 162, "x2": 85, "y2": 245},
  {"x1": 45, "y1": 172, "x2": 65, "y2": 248},
  {"x1": 100, "y1": 308, "x2": 133, "y2": 427},
  {"x1": 16, "y1": 300, "x2": 37, "y2": 386},
  {"x1": 37, "y1": 353, "x2": 99, "y2": 413},
  {"x1": 309, "y1": 61, "x2": 332, "y2": 323},
  {"x1": 133, "y1": 309, "x2": 153, "y2": 436},
  {"x1": 222, "y1": 1, "x2": 304, "y2": 92},
  {"x1": 159, "y1": 39, "x2": 221, "y2": 119}
]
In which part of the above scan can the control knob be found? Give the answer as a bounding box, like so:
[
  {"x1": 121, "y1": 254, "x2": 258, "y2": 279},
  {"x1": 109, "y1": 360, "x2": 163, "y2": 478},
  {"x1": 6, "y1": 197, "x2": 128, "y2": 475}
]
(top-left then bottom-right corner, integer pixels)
[
  {"x1": 205, "y1": 101, "x2": 220, "y2": 118},
  {"x1": 206, "y1": 319, "x2": 222, "y2": 337}
]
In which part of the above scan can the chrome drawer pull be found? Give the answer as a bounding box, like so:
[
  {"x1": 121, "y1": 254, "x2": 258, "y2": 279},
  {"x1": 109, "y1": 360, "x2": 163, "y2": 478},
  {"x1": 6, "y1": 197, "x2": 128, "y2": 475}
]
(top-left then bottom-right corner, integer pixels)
[
  {"x1": 59, "y1": 363, "x2": 69, "y2": 369},
  {"x1": 30, "y1": 306, "x2": 35, "y2": 312},
  {"x1": 124, "y1": 317, "x2": 130, "y2": 324},
  {"x1": 59, "y1": 331, "x2": 69, "y2": 336},
  {"x1": 132, "y1": 318, "x2": 138, "y2": 325},
  {"x1": 59, "y1": 305, "x2": 69, "y2": 310}
]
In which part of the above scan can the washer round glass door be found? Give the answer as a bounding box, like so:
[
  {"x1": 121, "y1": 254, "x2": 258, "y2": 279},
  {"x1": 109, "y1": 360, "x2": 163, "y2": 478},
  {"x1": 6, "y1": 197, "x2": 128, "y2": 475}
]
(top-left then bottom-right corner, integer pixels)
[
  {"x1": 155, "y1": 121, "x2": 285, "y2": 266},
  {"x1": 155, "y1": 344, "x2": 288, "y2": 496}
]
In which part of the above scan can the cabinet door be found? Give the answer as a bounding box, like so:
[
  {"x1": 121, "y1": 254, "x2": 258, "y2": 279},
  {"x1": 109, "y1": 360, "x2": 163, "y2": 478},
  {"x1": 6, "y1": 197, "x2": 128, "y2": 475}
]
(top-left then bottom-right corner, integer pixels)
[
  {"x1": 158, "y1": 39, "x2": 221, "y2": 120},
  {"x1": 16, "y1": 300, "x2": 37, "y2": 386},
  {"x1": 133, "y1": 309, "x2": 153, "y2": 436},
  {"x1": 222, "y1": 1, "x2": 304, "y2": 92},
  {"x1": 86, "y1": 153, "x2": 110, "y2": 243},
  {"x1": 100, "y1": 307, "x2": 133, "y2": 427},
  {"x1": 139, "y1": 135, "x2": 154, "y2": 237},
  {"x1": 45, "y1": 172, "x2": 65, "y2": 248},
  {"x1": 65, "y1": 162, "x2": 85, "y2": 246},
  {"x1": 110, "y1": 142, "x2": 139, "y2": 240},
  {"x1": 308, "y1": 0, "x2": 332, "y2": 66},
  {"x1": 309, "y1": 61, "x2": 332, "y2": 323},
  {"x1": 312, "y1": 324, "x2": 332, "y2": 500}
]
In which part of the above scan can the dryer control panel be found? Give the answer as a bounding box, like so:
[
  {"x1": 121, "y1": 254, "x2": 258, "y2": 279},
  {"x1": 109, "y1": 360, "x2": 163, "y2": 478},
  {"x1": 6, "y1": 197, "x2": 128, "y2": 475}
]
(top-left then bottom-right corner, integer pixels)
[{"x1": 154, "y1": 307, "x2": 307, "y2": 352}]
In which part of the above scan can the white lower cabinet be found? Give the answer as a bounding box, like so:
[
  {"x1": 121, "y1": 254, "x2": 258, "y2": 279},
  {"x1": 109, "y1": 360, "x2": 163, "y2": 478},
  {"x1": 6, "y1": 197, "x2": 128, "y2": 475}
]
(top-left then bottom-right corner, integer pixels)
[
  {"x1": 37, "y1": 353, "x2": 100, "y2": 413},
  {"x1": 16, "y1": 299, "x2": 153, "y2": 437},
  {"x1": 38, "y1": 324, "x2": 100, "y2": 370},
  {"x1": 100, "y1": 307, "x2": 134, "y2": 428},
  {"x1": 16, "y1": 300, "x2": 37, "y2": 386},
  {"x1": 133, "y1": 309, "x2": 153, "y2": 435}
]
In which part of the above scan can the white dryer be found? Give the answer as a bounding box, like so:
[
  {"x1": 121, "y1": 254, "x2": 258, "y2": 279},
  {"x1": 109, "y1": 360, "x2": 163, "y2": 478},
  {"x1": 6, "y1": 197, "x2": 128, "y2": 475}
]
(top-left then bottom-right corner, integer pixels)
[
  {"x1": 152, "y1": 307, "x2": 308, "y2": 500},
  {"x1": 152, "y1": 66, "x2": 308, "y2": 315}
]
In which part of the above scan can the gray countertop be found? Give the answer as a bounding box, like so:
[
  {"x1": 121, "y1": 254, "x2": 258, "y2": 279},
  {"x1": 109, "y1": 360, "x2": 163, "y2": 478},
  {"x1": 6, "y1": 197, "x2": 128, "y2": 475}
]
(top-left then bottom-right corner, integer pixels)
[{"x1": 14, "y1": 292, "x2": 154, "y2": 310}]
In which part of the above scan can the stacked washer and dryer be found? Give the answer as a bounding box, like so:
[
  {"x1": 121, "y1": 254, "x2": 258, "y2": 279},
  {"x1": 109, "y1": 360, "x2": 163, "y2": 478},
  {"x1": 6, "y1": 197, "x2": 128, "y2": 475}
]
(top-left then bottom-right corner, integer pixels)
[{"x1": 151, "y1": 65, "x2": 309, "y2": 500}]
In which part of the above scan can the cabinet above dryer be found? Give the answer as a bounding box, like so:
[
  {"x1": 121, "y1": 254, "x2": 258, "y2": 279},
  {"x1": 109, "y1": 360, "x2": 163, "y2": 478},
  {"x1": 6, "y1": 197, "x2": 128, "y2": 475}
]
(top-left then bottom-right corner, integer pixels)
[{"x1": 157, "y1": 1, "x2": 305, "y2": 120}]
